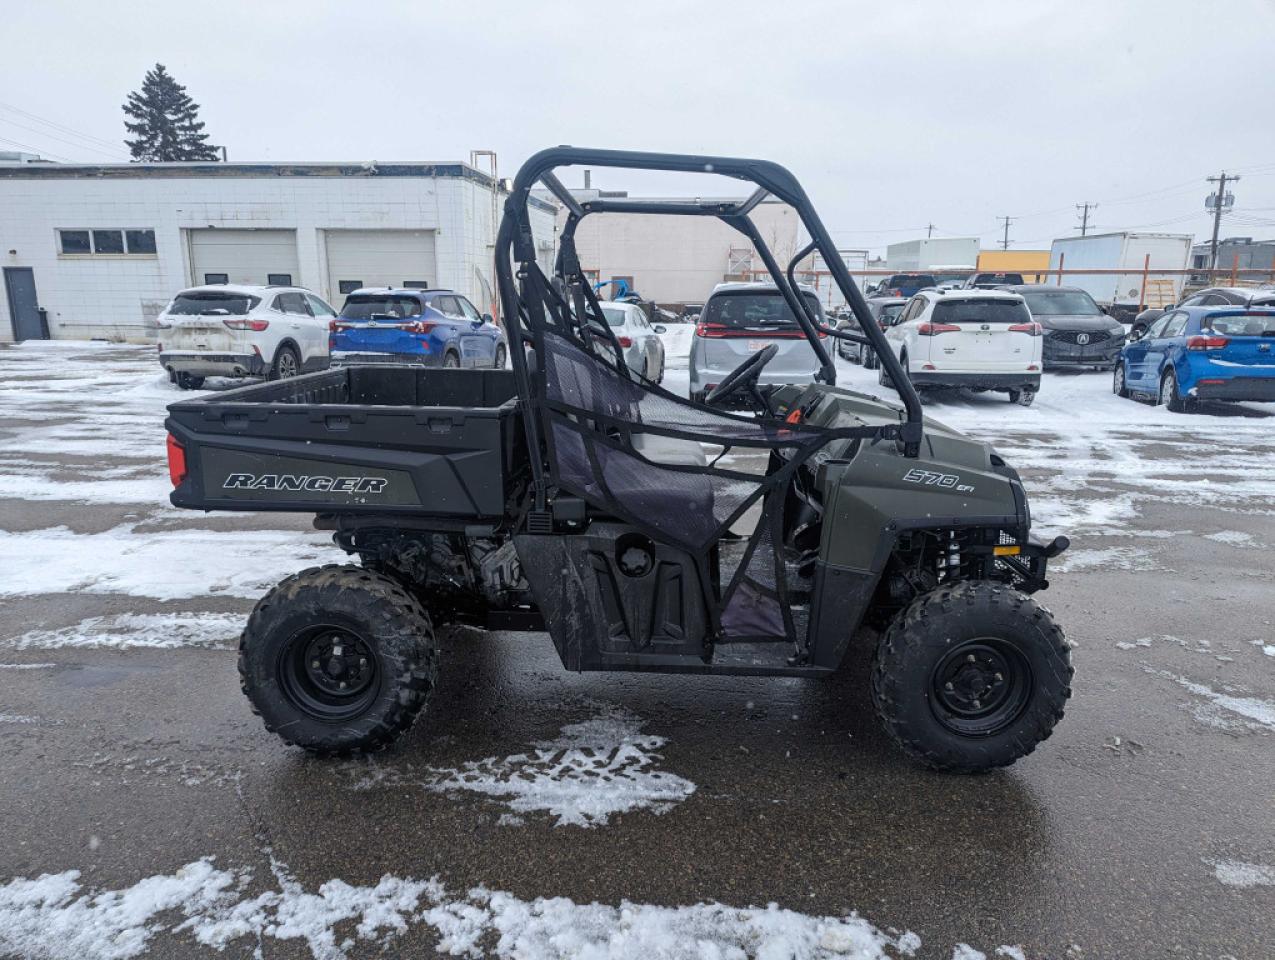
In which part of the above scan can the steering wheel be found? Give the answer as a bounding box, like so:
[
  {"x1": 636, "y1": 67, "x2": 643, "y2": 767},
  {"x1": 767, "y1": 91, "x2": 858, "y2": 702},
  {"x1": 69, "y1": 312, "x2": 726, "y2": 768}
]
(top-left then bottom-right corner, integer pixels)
[{"x1": 706, "y1": 344, "x2": 779, "y2": 405}]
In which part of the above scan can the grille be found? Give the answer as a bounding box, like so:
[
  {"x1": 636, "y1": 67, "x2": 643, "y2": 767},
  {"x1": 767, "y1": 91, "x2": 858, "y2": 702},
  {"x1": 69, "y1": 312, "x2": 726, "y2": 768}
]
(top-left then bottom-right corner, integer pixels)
[{"x1": 1050, "y1": 329, "x2": 1112, "y2": 345}]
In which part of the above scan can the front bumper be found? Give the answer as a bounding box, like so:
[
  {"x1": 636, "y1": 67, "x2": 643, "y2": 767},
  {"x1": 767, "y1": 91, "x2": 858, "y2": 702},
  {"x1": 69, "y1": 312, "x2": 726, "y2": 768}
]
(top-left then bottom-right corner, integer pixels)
[
  {"x1": 1043, "y1": 333, "x2": 1123, "y2": 367},
  {"x1": 909, "y1": 371, "x2": 1041, "y2": 391},
  {"x1": 1189, "y1": 377, "x2": 1275, "y2": 402},
  {"x1": 159, "y1": 352, "x2": 266, "y2": 378},
  {"x1": 331, "y1": 351, "x2": 442, "y2": 368}
]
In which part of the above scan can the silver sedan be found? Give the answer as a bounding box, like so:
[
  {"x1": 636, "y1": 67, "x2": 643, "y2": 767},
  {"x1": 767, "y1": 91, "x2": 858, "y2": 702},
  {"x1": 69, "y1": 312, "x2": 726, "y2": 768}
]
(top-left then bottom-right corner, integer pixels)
[{"x1": 601, "y1": 302, "x2": 667, "y2": 382}]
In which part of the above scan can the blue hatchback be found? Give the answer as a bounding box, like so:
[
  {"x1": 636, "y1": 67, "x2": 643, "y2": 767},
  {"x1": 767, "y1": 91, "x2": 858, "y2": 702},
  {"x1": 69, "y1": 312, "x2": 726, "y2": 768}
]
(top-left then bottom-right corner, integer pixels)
[
  {"x1": 1113, "y1": 306, "x2": 1275, "y2": 412},
  {"x1": 331, "y1": 288, "x2": 505, "y2": 368}
]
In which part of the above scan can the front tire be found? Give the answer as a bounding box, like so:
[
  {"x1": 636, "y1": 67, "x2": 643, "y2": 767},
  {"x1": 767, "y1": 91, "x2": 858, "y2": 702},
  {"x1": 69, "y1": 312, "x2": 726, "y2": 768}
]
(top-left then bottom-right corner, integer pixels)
[
  {"x1": 238, "y1": 565, "x2": 437, "y2": 756},
  {"x1": 871, "y1": 581, "x2": 1072, "y2": 773},
  {"x1": 493, "y1": 343, "x2": 507, "y2": 369},
  {"x1": 174, "y1": 372, "x2": 205, "y2": 390}
]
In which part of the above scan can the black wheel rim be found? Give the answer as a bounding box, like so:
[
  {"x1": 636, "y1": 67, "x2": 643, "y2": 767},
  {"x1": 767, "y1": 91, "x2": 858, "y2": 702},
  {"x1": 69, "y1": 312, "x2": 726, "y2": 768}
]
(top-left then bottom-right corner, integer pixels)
[
  {"x1": 930, "y1": 638, "x2": 1032, "y2": 737},
  {"x1": 278, "y1": 625, "x2": 379, "y2": 722}
]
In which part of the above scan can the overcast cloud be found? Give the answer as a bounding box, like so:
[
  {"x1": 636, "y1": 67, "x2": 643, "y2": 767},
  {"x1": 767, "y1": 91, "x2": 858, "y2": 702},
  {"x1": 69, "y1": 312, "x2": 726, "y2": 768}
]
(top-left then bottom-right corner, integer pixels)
[{"x1": 3, "y1": 0, "x2": 1273, "y2": 254}]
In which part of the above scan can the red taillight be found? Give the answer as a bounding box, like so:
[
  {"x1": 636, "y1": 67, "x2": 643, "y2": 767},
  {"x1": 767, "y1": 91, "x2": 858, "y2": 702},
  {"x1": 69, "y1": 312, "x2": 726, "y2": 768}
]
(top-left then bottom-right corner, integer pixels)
[
  {"x1": 224, "y1": 318, "x2": 269, "y2": 332},
  {"x1": 166, "y1": 434, "x2": 186, "y2": 488},
  {"x1": 617, "y1": 336, "x2": 633, "y2": 348},
  {"x1": 1008, "y1": 322, "x2": 1043, "y2": 336},
  {"x1": 1187, "y1": 335, "x2": 1229, "y2": 351},
  {"x1": 405, "y1": 320, "x2": 437, "y2": 335},
  {"x1": 328, "y1": 319, "x2": 338, "y2": 332},
  {"x1": 696, "y1": 322, "x2": 727, "y2": 338},
  {"x1": 916, "y1": 322, "x2": 961, "y2": 336}
]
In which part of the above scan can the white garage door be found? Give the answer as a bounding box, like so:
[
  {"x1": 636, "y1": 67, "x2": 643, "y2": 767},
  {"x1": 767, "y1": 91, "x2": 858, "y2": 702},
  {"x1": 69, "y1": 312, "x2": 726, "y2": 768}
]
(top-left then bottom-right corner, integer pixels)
[
  {"x1": 188, "y1": 229, "x2": 300, "y2": 288},
  {"x1": 324, "y1": 230, "x2": 437, "y2": 308}
]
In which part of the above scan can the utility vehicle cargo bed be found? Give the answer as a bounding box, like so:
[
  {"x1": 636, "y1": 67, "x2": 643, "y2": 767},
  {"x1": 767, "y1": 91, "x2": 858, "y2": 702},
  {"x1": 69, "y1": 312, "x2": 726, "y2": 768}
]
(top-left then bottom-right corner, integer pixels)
[{"x1": 165, "y1": 366, "x2": 526, "y2": 518}]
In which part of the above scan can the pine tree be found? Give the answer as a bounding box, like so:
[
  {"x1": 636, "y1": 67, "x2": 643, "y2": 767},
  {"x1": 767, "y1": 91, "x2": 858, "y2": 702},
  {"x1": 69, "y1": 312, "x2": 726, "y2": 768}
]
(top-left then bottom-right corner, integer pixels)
[{"x1": 122, "y1": 64, "x2": 220, "y2": 162}]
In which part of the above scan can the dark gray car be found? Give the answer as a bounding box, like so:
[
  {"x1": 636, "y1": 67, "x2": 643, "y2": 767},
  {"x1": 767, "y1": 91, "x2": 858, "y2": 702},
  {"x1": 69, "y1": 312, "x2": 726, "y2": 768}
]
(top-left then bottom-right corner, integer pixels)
[
  {"x1": 1004, "y1": 285, "x2": 1127, "y2": 370},
  {"x1": 837, "y1": 297, "x2": 906, "y2": 366}
]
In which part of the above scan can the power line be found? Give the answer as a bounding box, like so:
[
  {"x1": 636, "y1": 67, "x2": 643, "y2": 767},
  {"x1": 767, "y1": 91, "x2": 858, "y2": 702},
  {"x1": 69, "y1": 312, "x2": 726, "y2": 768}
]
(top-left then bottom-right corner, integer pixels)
[
  {"x1": 0, "y1": 116, "x2": 128, "y2": 161},
  {"x1": 0, "y1": 100, "x2": 121, "y2": 151},
  {"x1": 0, "y1": 133, "x2": 73, "y2": 162}
]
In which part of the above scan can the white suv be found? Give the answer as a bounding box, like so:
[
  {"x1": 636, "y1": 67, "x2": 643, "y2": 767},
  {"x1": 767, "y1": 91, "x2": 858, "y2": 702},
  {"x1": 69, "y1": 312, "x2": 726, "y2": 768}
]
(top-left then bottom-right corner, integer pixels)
[
  {"x1": 879, "y1": 288, "x2": 1043, "y2": 404},
  {"x1": 157, "y1": 284, "x2": 338, "y2": 389}
]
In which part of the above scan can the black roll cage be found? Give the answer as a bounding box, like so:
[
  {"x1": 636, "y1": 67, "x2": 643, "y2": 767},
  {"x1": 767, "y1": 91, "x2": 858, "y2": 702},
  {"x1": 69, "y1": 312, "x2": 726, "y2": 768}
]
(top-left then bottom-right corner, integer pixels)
[{"x1": 495, "y1": 147, "x2": 926, "y2": 513}]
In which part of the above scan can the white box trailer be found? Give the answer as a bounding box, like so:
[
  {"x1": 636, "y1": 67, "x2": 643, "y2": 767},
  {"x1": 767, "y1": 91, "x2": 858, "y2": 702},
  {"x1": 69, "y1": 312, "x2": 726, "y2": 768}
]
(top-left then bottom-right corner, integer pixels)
[
  {"x1": 1049, "y1": 232, "x2": 1192, "y2": 319},
  {"x1": 886, "y1": 238, "x2": 979, "y2": 272}
]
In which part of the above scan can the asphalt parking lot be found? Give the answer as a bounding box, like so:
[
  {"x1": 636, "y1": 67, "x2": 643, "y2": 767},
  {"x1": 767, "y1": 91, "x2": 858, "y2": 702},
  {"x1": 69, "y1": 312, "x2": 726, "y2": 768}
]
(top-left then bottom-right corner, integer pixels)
[{"x1": 1, "y1": 338, "x2": 1273, "y2": 959}]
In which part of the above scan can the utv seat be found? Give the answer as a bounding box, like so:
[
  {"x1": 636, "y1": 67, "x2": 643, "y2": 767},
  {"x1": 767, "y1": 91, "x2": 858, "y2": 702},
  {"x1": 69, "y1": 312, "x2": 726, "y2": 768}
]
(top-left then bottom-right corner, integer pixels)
[{"x1": 632, "y1": 432, "x2": 708, "y2": 467}]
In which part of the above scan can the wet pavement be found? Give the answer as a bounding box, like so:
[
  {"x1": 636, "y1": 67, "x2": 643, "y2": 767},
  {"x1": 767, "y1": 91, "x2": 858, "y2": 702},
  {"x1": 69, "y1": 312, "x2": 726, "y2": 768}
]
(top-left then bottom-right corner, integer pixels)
[{"x1": 1, "y1": 341, "x2": 1273, "y2": 959}]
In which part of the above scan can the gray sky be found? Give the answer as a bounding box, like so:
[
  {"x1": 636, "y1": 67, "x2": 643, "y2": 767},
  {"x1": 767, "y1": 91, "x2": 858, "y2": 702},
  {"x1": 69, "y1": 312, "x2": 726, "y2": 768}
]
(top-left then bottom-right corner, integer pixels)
[{"x1": 3, "y1": 0, "x2": 1274, "y2": 256}]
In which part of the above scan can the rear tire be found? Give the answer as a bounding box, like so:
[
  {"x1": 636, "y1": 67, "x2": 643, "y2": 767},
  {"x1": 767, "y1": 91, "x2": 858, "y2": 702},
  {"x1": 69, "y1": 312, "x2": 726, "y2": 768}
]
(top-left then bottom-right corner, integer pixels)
[
  {"x1": 443, "y1": 351, "x2": 461, "y2": 369},
  {"x1": 871, "y1": 581, "x2": 1072, "y2": 773},
  {"x1": 1008, "y1": 389, "x2": 1036, "y2": 406},
  {"x1": 270, "y1": 345, "x2": 300, "y2": 381},
  {"x1": 238, "y1": 564, "x2": 437, "y2": 756},
  {"x1": 493, "y1": 343, "x2": 507, "y2": 369},
  {"x1": 1160, "y1": 368, "x2": 1192, "y2": 413},
  {"x1": 174, "y1": 372, "x2": 205, "y2": 390},
  {"x1": 1112, "y1": 361, "x2": 1130, "y2": 398},
  {"x1": 864, "y1": 349, "x2": 878, "y2": 370}
]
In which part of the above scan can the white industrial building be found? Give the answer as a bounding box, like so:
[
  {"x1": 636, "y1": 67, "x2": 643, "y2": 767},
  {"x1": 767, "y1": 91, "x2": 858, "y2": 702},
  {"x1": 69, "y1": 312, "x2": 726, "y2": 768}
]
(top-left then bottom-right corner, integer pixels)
[
  {"x1": 547, "y1": 187, "x2": 813, "y2": 307},
  {"x1": 0, "y1": 160, "x2": 556, "y2": 343}
]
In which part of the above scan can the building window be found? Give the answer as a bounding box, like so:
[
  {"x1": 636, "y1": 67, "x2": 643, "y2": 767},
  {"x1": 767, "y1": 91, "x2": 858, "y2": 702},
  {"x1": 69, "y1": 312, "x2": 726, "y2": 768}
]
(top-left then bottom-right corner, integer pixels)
[
  {"x1": 59, "y1": 228, "x2": 157, "y2": 256},
  {"x1": 402, "y1": 280, "x2": 430, "y2": 289},
  {"x1": 59, "y1": 230, "x2": 91, "y2": 254},
  {"x1": 338, "y1": 280, "x2": 363, "y2": 295},
  {"x1": 126, "y1": 230, "x2": 157, "y2": 254},
  {"x1": 204, "y1": 273, "x2": 229, "y2": 285},
  {"x1": 267, "y1": 273, "x2": 292, "y2": 286},
  {"x1": 92, "y1": 230, "x2": 125, "y2": 254}
]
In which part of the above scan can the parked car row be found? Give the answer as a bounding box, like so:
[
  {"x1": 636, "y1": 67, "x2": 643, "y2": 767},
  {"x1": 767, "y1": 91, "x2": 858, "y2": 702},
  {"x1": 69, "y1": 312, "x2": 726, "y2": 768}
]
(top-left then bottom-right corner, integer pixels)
[{"x1": 156, "y1": 283, "x2": 506, "y2": 388}]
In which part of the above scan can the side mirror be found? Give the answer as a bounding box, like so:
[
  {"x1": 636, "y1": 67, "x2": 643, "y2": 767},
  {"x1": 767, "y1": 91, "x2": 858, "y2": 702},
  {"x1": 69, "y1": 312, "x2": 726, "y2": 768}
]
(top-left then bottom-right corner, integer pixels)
[
  {"x1": 481, "y1": 313, "x2": 494, "y2": 324},
  {"x1": 1129, "y1": 329, "x2": 1143, "y2": 342},
  {"x1": 654, "y1": 324, "x2": 667, "y2": 334}
]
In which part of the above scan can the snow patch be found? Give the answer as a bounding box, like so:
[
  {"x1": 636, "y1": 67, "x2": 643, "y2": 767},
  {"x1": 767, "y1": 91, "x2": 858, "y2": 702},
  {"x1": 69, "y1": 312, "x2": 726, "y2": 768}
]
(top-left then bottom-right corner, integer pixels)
[
  {"x1": 1165, "y1": 674, "x2": 1275, "y2": 732},
  {"x1": 5, "y1": 612, "x2": 245, "y2": 651},
  {"x1": 1054, "y1": 545, "x2": 1156, "y2": 573},
  {"x1": 1203, "y1": 530, "x2": 1257, "y2": 547},
  {"x1": 0, "y1": 525, "x2": 341, "y2": 601},
  {"x1": 1209, "y1": 859, "x2": 1275, "y2": 888},
  {"x1": 0, "y1": 854, "x2": 931, "y2": 960},
  {"x1": 350, "y1": 706, "x2": 696, "y2": 827}
]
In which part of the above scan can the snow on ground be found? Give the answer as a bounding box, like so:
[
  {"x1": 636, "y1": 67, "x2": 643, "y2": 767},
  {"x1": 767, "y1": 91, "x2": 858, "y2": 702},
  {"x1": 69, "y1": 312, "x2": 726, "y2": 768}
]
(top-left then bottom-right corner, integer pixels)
[
  {"x1": 1156, "y1": 671, "x2": 1275, "y2": 733},
  {"x1": 346, "y1": 705, "x2": 696, "y2": 827},
  {"x1": 0, "y1": 849, "x2": 1041, "y2": 960},
  {"x1": 1208, "y1": 859, "x2": 1275, "y2": 888},
  {"x1": 0, "y1": 524, "x2": 342, "y2": 601},
  {"x1": 3, "y1": 612, "x2": 245, "y2": 650}
]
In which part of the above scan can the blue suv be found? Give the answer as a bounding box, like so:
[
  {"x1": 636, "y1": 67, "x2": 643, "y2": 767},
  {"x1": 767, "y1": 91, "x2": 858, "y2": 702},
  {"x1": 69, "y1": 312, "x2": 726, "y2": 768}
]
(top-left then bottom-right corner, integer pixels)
[
  {"x1": 330, "y1": 288, "x2": 505, "y2": 368},
  {"x1": 1113, "y1": 306, "x2": 1275, "y2": 412}
]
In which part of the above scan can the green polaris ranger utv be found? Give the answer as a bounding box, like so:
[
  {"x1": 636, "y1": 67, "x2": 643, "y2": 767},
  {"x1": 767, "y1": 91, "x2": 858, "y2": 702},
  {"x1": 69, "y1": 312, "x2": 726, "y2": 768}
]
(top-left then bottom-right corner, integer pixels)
[{"x1": 165, "y1": 147, "x2": 1072, "y2": 772}]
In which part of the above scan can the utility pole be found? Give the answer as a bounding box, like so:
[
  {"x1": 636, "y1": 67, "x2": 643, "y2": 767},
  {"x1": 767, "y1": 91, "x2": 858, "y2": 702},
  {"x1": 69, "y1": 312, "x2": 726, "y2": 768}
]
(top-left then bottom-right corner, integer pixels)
[
  {"x1": 1075, "y1": 201, "x2": 1097, "y2": 236},
  {"x1": 997, "y1": 216, "x2": 1014, "y2": 251},
  {"x1": 926, "y1": 223, "x2": 935, "y2": 238},
  {"x1": 1206, "y1": 171, "x2": 1239, "y2": 270}
]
